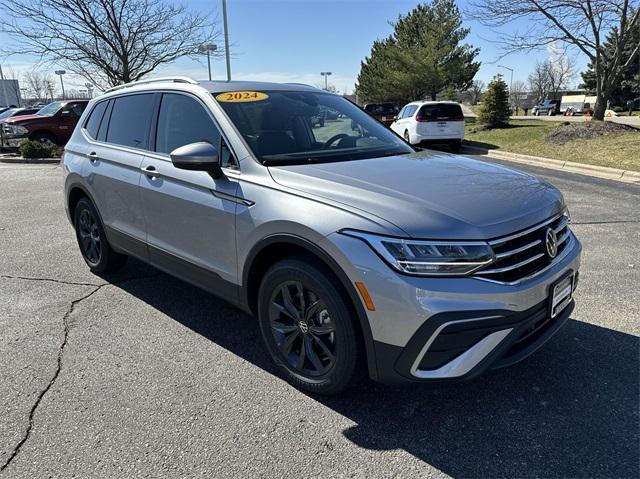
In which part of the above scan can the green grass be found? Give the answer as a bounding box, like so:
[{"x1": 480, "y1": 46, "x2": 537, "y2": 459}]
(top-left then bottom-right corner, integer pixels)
[{"x1": 464, "y1": 120, "x2": 640, "y2": 171}]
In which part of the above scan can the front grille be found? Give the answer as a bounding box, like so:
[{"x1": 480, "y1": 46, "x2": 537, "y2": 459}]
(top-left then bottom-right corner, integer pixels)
[{"x1": 474, "y1": 213, "x2": 571, "y2": 283}]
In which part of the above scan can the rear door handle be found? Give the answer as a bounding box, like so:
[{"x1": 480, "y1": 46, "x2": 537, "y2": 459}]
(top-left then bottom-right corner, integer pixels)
[{"x1": 88, "y1": 152, "x2": 98, "y2": 163}]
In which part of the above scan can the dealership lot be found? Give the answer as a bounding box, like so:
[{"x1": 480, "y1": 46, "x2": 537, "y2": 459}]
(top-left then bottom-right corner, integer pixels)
[{"x1": 0, "y1": 159, "x2": 638, "y2": 478}]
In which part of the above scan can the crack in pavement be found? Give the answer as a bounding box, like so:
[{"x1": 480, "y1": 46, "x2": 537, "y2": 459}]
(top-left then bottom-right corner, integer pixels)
[
  {"x1": 0, "y1": 274, "x2": 102, "y2": 287},
  {"x1": 0, "y1": 271, "x2": 164, "y2": 473}
]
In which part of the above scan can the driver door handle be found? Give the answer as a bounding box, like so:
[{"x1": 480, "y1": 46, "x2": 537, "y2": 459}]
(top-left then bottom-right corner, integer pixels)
[{"x1": 142, "y1": 165, "x2": 158, "y2": 178}]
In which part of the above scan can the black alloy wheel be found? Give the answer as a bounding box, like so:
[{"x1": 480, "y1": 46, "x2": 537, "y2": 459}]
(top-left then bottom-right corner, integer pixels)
[
  {"x1": 73, "y1": 197, "x2": 127, "y2": 273},
  {"x1": 268, "y1": 280, "x2": 337, "y2": 376},
  {"x1": 77, "y1": 207, "x2": 102, "y2": 266}
]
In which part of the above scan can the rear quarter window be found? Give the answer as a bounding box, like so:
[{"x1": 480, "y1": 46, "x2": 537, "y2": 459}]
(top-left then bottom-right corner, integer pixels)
[{"x1": 83, "y1": 101, "x2": 108, "y2": 140}]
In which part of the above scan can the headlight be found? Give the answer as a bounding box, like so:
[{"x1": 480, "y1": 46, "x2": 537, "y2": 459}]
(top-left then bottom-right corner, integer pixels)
[
  {"x1": 341, "y1": 230, "x2": 495, "y2": 276},
  {"x1": 3, "y1": 124, "x2": 29, "y2": 136}
]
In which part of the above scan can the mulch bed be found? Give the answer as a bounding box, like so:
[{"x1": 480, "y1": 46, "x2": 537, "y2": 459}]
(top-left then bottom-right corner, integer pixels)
[{"x1": 546, "y1": 121, "x2": 638, "y2": 144}]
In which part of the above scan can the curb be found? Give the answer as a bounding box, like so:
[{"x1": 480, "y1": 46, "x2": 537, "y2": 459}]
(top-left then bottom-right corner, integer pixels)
[
  {"x1": 462, "y1": 146, "x2": 640, "y2": 185},
  {"x1": 0, "y1": 157, "x2": 60, "y2": 164}
]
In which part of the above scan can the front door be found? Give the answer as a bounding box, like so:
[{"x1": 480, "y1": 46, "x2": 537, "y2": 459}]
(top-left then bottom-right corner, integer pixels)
[{"x1": 139, "y1": 92, "x2": 241, "y2": 301}]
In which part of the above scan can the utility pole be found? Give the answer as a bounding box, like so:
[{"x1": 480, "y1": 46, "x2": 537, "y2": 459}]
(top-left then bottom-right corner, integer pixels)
[
  {"x1": 222, "y1": 0, "x2": 231, "y2": 81},
  {"x1": 55, "y1": 70, "x2": 66, "y2": 100},
  {"x1": 85, "y1": 83, "x2": 94, "y2": 99},
  {"x1": 320, "y1": 71, "x2": 332, "y2": 90}
]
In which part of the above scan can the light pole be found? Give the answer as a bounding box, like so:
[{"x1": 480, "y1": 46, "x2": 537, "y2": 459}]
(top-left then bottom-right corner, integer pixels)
[
  {"x1": 199, "y1": 43, "x2": 217, "y2": 81},
  {"x1": 55, "y1": 70, "x2": 66, "y2": 100},
  {"x1": 320, "y1": 71, "x2": 332, "y2": 90},
  {"x1": 222, "y1": 0, "x2": 231, "y2": 81},
  {"x1": 85, "y1": 83, "x2": 94, "y2": 99},
  {"x1": 498, "y1": 64, "x2": 514, "y2": 104}
]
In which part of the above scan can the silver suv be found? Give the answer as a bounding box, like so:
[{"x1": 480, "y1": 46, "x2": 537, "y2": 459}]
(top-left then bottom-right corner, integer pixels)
[{"x1": 63, "y1": 77, "x2": 581, "y2": 394}]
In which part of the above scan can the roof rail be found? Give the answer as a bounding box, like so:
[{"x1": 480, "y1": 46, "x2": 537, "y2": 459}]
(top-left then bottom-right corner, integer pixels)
[{"x1": 105, "y1": 76, "x2": 198, "y2": 94}]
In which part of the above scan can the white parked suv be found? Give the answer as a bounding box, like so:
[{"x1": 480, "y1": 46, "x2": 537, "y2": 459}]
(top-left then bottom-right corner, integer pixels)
[{"x1": 390, "y1": 101, "x2": 465, "y2": 150}]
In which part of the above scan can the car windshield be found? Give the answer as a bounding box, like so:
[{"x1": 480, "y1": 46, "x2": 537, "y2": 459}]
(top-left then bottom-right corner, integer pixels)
[
  {"x1": 0, "y1": 109, "x2": 19, "y2": 120},
  {"x1": 37, "y1": 102, "x2": 63, "y2": 117},
  {"x1": 214, "y1": 90, "x2": 413, "y2": 165}
]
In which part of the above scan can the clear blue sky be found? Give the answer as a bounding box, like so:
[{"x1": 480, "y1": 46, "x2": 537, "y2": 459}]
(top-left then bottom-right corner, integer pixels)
[{"x1": 1, "y1": 0, "x2": 588, "y2": 94}]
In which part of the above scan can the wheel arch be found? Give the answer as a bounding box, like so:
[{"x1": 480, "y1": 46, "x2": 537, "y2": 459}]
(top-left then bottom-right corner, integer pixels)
[
  {"x1": 28, "y1": 129, "x2": 60, "y2": 144},
  {"x1": 242, "y1": 234, "x2": 379, "y2": 381}
]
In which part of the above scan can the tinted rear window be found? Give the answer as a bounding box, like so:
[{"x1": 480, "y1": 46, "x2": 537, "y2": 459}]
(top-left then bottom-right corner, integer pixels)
[
  {"x1": 417, "y1": 103, "x2": 463, "y2": 120},
  {"x1": 106, "y1": 94, "x2": 155, "y2": 149},
  {"x1": 84, "y1": 101, "x2": 108, "y2": 140},
  {"x1": 365, "y1": 103, "x2": 397, "y2": 115}
]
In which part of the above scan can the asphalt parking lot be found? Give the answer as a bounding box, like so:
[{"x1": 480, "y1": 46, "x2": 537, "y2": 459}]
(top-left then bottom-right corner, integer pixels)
[{"x1": 1, "y1": 158, "x2": 638, "y2": 478}]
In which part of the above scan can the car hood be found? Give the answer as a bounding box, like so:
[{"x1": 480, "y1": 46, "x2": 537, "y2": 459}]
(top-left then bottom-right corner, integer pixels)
[
  {"x1": 268, "y1": 150, "x2": 565, "y2": 239},
  {"x1": 3, "y1": 114, "x2": 43, "y2": 123}
]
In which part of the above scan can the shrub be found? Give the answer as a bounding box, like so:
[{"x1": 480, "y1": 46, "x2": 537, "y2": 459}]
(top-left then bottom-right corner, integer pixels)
[
  {"x1": 19, "y1": 140, "x2": 56, "y2": 159},
  {"x1": 478, "y1": 75, "x2": 511, "y2": 128}
]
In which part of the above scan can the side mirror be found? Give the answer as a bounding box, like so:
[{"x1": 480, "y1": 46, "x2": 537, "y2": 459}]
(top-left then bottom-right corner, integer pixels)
[
  {"x1": 393, "y1": 116, "x2": 398, "y2": 121},
  {"x1": 170, "y1": 141, "x2": 222, "y2": 178}
]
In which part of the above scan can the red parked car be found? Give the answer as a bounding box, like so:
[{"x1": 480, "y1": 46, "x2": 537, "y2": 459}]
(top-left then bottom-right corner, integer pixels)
[
  {"x1": 0, "y1": 100, "x2": 88, "y2": 148},
  {"x1": 363, "y1": 102, "x2": 399, "y2": 127}
]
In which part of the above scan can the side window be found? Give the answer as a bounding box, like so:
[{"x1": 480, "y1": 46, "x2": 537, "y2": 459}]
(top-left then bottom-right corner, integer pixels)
[
  {"x1": 106, "y1": 94, "x2": 155, "y2": 149},
  {"x1": 97, "y1": 100, "x2": 113, "y2": 142},
  {"x1": 220, "y1": 138, "x2": 237, "y2": 169},
  {"x1": 155, "y1": 93, "x2": 221, "y2": 155},
  {"x1": 405, "y1": 105, "x2": 418, "y2": 118},
  {"x1": 83, "y1": 101, "x2": 108, "y2": 140}
]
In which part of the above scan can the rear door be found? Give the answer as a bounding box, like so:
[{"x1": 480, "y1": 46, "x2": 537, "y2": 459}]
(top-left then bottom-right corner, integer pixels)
[
  {"x1": 83, "y1": 93, "x2": 155, "y2": 257},
  {"x1": 416, "y1": 103, "x2": 464, "y2": 139},
  {"x1": 139, "y1": 92, "x2": 241, "y2": 299}
]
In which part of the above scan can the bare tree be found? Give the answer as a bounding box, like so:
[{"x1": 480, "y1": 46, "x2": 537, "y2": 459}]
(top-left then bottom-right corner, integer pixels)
[
  {"x1": 469, "y1": 0, "x2": 640, "y2": 120},
  {"x1": 546, "y1": 54, "x2": 577, "y2": 98},
  {"x1": 510, "y1": 80, "x2": 528, "y2": 114},
  {"x1": 469, "y1": 80, "x2": 485, "y2": 105},
  {"x1": 528, "y1": 61, "x2": 551, "y2": 104},
  {"x1": 23, "y1": 71, "x2": 54, "y2": 102},
  {"x1": 0, "y1": 0, "x2": 220, "y2": 89}
]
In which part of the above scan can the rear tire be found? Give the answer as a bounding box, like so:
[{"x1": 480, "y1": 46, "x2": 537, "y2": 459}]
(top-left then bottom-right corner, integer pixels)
[
  {"x1": 73, "y1": 197, "x2": 127, "y2": 273},
  {"x1": 31, "y1": 132, "x2": 57, "y2": 146},
  {"x1": 257, "y1": 258, "x2": 363, "y2": 395}
]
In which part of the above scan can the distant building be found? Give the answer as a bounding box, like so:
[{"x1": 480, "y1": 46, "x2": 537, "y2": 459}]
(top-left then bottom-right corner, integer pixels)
[{"x1": 0, "y1": 79, "x2": 22, "y2": 107}]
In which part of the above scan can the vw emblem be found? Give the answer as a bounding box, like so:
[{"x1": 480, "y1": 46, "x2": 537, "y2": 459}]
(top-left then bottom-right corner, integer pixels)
[
  {"x1": 298, "y1": 321, "x2": 309, "y2": 333},
  {"x1": 545, "y1": 228, "x2": 558, "y2": 258}
]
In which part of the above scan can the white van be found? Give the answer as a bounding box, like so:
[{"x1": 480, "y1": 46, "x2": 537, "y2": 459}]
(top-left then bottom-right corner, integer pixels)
[{"x1": 390, "y1": 101, "x2": 465, "y2": 150}]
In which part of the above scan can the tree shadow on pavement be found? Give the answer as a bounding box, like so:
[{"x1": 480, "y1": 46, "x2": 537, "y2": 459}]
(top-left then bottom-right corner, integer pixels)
[{"x1": 110, "y1": 261, "x2": 639, "y2": 479}]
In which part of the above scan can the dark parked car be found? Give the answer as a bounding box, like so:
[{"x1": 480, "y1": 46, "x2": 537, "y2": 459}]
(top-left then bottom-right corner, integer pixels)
[
  {"x1": 363, "y1": 103, "x2": 399, "y2": 126},
  {"x1": 533, "y1": 99, "x2": 561, "y2": 116},
  {"x1": 0, "y1": 100, "x2": 88, "y2": 147},
  {"x1": 0, "y1": 107, "x2": 41, "y2": 121}
]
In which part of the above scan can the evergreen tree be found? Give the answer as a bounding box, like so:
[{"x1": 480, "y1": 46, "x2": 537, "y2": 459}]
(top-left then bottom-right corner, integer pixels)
[
  {"x1": 581, "y1": 25, "x2": 640, "y2": 108},
  {"x1": 356, "y1": 0, "x2": 480, "y2": 105},
  {"x1": 478, "y1": 75, "x2": 511, "y2": 127}
]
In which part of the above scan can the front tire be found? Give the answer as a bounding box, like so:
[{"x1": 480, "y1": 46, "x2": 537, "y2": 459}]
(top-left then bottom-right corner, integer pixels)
[
  {"x1": 257, "y1": 258, "x2": 363, "y2": 395},
  {"x1": 73, "y1": 197, "x2": 127, "y2": 273},
  {"x1": 404, "y1": 130, "x2": 412, "y2": 144},
  {"x1": 31, "y1": 132, "x2": 57, "y2": 146}
]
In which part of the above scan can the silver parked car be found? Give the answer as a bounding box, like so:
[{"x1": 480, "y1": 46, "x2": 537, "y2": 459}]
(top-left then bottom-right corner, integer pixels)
[{"x1": 63, "y1": 77, "x2": 581, "y2": 394}]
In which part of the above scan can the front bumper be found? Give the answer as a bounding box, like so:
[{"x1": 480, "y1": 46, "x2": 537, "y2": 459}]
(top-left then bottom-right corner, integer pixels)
[
  {"x1": 318, "y1": 230, "x2": 582, "y2": 384},
  {"x1": 0, "y1": 131, "x2": 27, "y2": 148}
]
